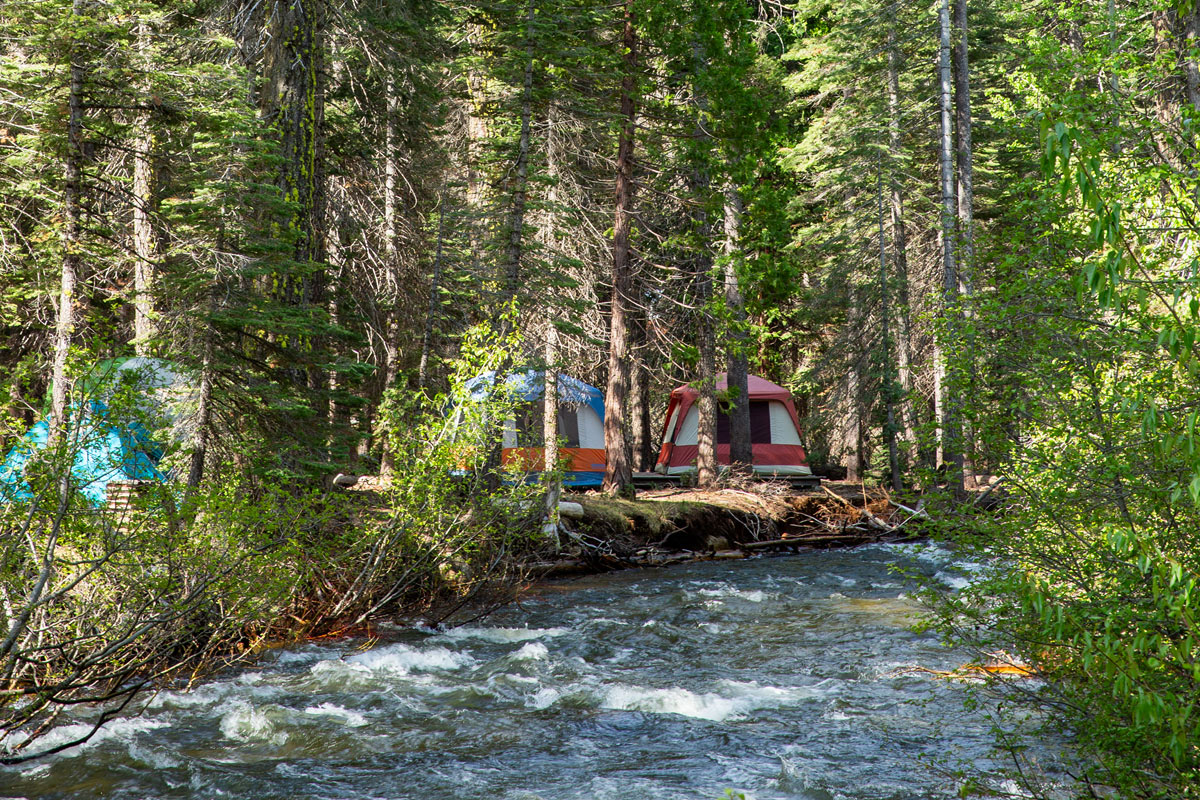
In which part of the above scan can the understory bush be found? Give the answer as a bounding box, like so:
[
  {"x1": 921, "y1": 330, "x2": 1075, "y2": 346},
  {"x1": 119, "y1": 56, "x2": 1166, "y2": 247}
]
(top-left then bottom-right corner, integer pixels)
[{"x1": 0, "y1": 338, "x2": 555, "y2": 761}]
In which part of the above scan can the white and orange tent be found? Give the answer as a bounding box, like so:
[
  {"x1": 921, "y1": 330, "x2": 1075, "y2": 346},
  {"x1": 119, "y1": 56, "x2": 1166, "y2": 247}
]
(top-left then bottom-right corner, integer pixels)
[
  {"x1": 655, "y1": 373, "x2": 811, "y2": 476},
  {"x1": 461, "y1": 370, "x2": 607, "y2": 487}
]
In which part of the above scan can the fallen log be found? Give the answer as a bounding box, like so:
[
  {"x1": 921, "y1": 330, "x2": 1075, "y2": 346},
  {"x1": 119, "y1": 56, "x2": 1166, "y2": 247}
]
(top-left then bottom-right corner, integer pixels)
[
  {"x1": 741, "y1": 537, "x2": 805, "y2": 550},
  {"x1": 821, "y1": 485, "x2": 857, "y2": 508}
]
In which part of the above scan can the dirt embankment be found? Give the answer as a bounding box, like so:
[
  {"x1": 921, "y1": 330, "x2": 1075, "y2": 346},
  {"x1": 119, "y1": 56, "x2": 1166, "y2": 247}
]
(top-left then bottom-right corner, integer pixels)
[{"x1": 533, "y1": 483, "x2": 928, "y2": 577}]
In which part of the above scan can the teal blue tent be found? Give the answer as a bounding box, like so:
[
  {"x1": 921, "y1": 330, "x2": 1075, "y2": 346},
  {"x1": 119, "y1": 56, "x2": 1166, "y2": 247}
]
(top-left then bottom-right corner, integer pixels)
[{"x1": 0, "y1": 400, "x2": 165, "y2": 507}]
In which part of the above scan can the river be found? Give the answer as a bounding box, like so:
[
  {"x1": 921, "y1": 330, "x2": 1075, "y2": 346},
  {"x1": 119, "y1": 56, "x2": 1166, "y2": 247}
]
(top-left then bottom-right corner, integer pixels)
[{"x1": 2, "y1": 542, "x2": 1054, "y2": 799}]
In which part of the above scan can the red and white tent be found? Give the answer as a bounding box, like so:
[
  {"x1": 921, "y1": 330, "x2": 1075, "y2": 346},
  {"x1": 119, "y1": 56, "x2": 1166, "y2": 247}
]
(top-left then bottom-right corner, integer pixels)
[{"x1": 654, "y1": 373, "x2": 811, "y2": 476}]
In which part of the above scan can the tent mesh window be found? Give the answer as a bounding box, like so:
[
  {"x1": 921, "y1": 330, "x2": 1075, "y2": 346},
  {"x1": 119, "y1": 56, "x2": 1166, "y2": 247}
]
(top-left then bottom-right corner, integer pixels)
[
  {"x1": 716, "y1": 401, "x2": 772, "y2": 444},
  {"x1": 514, "y1": 401, "x2": 544, "y2": 447},
  {"x1": 513, "y1": 401, "x2": 583, "y2": 448},
  {"x1": 557, "y1": 405, "x2": 581, "y2": 448}
]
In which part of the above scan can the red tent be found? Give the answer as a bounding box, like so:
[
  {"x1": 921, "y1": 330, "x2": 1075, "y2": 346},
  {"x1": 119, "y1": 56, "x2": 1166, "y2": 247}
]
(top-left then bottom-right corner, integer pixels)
[{"x1": 654, "y1": 373, "x2": 811, "y2": 476}]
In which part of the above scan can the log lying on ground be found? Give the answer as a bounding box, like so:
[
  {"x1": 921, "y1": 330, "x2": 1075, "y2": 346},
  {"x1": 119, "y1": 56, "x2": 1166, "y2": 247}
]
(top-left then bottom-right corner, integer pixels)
[{"x1": 524, "y1": 484, "x2": 931, "y2": 581}]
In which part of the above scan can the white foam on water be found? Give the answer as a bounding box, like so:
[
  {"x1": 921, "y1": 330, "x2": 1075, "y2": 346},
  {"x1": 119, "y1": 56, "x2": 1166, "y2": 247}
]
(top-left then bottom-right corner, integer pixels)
[
  {"x1": 6, "y1": 715, "x2": 169, "y2": 759},
  {"x1": 527, "y1": 687, "x2": 560, "y2": 710},
  {"x1": 350, "y1": 642, "x2": 473, "y2": 672},
  {"x1": 147, "y1": 675, "x2": 282, "y2": 711},
  {"x1": 273, "y1": 648, "x2": 326, "y2": 666},
  {"x1": 874, "y1": 540, "x2": 956, "y2": 565},
  {"x1": 308, "y1": 642, "x2": 473, "y2": 688},
  {"x1": 303, "y1": 702, "x2": 368, "y2": 727},
  {"x1": 936, "y1": 570, "x2": 974, "y2": 590},
  {"x1": 600, "y1": 679, "x2": 822, "y2": 722},
  {"x1": 996, "y1": 779, "x2": 1027, "y2": 797},
  {"x1": 511, "y1": 641, "x2": 549, "y2": 661},
  {"x1": 491, "y1": 673, "x2": 540, "y2": 686},
  {"x1": 218, "y1": 701, "x2": 288, "y2": 744},
  {"x1": 696, "y1": 586, "x2": 768, "y2": 602},
  {"x1": 127, "y1": 738, "x2": 181, "y2": 769},
  {"x1": 436, "y1": 626, "x2": 568, "y2": 644}
]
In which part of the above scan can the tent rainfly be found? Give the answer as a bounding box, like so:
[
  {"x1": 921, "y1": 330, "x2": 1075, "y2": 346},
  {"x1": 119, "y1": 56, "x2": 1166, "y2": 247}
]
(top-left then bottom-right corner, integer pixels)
[
  {"x1": 655, "y1": 373, "x2": 811, "y2": 476},
  {"x1": 0, "y1": 401, "x2": 164, "y2": 506},
  {"x1": 0, "y1": 358, "x2": 190, "y2": 507},
  {"x1": 462, "y1": 370, "x2": 606, "y2": 487}
]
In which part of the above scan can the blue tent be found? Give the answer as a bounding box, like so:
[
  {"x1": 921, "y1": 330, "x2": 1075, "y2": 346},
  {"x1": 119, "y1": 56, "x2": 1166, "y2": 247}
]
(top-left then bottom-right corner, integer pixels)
[
  {"x1": 461, "y1": 370, "x2": 607, "y2": 487},
  {"x1": 0, "y1": 401, "x2": 165, "y2": 507},
  {"x1": 463, "y1": 370, "x2": 605, "y2": 420}
]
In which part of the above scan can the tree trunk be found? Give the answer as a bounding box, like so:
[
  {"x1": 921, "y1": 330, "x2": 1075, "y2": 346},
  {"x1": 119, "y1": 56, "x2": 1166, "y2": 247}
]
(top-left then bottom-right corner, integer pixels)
[
  {"x1": 952, "y1": 0, "x2": 975, "y2": 293},
  {"x1": 603, "y1": 0, "x2": 637, "y2": 497},
  {"x1": 953, "y1": 0, "x2": 978, "y2": 487},
  {"x1": 131, "y1": 20, "x2": 157, "y2": 356},
  {"x1": 187, "y1": 315, "x2": 216, "y2": 494},
  {"x1": 690, "y1": 39, "x2": 718, "y2": 488},
  {"x1": 1152, "y1": 8, "x2": 1184, "y2": 169},
  {"x1": 1185, "y1": 10, "x2": 1200, "y2": 113},
  {"x1": 382, "y1": 76, "x2": 401, "y2": 396},
  {"x1": 417, "y1": 191, "x2": 447, "y2": 392},
  {"x1": 877, "y1": 165, "x2": 901, "y2": 492},
  {"x1": 50, "y1": 0, "x2": 86, "y2": 445},
  {"x1": 463, "y1": 25, "x2": 490, "y2": 213},
  {"x1": 263, "y1": 0, "x2": 326, "y2": 386},
  {"x1": 542, "y1": 327, "x2": 560, "y2": 538},
  {"x1": 188, "y1": 214, "x2": 227, "y2": 496},
  {"x1": 843, "y1": 338, "x2": 862, "y2": 483},
  {"x1": 629, "y1": 314, "x2": 654, "y2": 472},
  {"x1": 723, "y1": 182, "x2": 753, "y2": 472},
  {"x1": 696, "y1": 316, "x2": 718, "y2": 487},
  {"x1": 886, "y1": 20, "x2": 916, "y2": 452},
  {"x1": 503, "y1": 0, "x2": 536, "y2": 312},
  {"x1": 937, "y1": 0, "x2": 965, "y2": 498}
]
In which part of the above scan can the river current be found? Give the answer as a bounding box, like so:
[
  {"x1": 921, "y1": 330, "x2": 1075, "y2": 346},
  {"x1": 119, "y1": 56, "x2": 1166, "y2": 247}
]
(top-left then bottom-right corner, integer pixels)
[{"x1": 2, "y1": 542, "x2": 1052, "y2": 799}]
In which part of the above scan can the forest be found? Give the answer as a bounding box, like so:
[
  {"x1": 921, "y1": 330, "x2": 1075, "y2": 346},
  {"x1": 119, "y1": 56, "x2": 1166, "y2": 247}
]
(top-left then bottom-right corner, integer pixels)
[{"x1": 2, "y1": 0, "x2": 1200, "y2": 796}]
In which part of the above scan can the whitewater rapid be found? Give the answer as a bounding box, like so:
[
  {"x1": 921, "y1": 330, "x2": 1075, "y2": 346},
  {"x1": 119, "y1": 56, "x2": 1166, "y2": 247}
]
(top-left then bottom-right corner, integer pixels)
[{"x1": 1, "y1": 542, "x2": 1059, "y2": 799}]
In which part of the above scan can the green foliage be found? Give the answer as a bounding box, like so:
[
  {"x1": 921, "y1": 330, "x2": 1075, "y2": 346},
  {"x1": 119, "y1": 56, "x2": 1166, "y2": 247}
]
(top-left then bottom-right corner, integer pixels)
[{"x1": 929, "y1": 2, "x2": 1200, "y2": 792}]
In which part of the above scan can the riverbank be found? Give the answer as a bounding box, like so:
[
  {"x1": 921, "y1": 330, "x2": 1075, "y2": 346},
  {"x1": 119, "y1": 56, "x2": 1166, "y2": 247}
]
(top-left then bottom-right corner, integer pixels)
[
  {"x1": 525, "y1": 482, "x2": 929, "y2": 579},
  {"x1": 335, "y1": 477, "x2": 930, "y2": 616}
]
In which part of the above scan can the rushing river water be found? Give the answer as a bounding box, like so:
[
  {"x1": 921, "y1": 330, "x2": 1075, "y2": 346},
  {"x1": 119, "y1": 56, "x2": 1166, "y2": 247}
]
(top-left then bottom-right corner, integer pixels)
[{"x1": 2, "y1": 542, "x2": 1052, "y2": 800}]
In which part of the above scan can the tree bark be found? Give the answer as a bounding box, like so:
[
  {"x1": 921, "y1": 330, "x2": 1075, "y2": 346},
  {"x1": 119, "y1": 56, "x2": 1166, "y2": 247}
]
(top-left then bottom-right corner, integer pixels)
[
  {"x1": 131, "y1": 19, "x2": 158, "y2": 356},
  {"x1": 937, "y1": 0, "x2": 965, "y2": 498},
  {"x1": 187, "y1": 312, "x2": 216, "y2": 494},
  {"x1": 382, "y1": 76, "x2": 401, "y2": 395},
  {"x1": 602, "y1": 0, "x2": 637, "y2": 497},
  {"x1": 723, "y1": 182, "x2": 753, "y2": 472},
  {"x1": 1152, "y1": 8, "x2": 1184, "y2": 169},
  {"x1": 542, "y1": 327, "x2": 560, "y2": 538},
  {"x1": 952, "y1": 0, "x2": 975, "y2": 292},
  {"x1": 417, "y1": 191, "x2": 447, "y2": 391},
  {"x1": 1185, "y1": 10, "x2": 1200, "y2": 113},
  {"x1": 953, "y1": 0, "x2": 978, "y2": 487},
  {"x1": 886, "y1": 20, "x2": 916, "y2": 452},
  {"x1": 262, "y1": 0, "x2": 326, "y2": 387},
  {"x1": 630, "y1": 313, "x2": 654, "y2": 472},
  {"x1": 696, "y1": 317, "x2": 718, "y2": 487},
  {"x1": 843, "y1": 332, "x2": 862, "y2": 484},
  {"x1": 877, "y1": 165, "x2": 901, "y2": 492},
  {"x1": 690, "y1": 39, "x2": 717, "y2": 488},
  {"x1": 503, "y1": 0, "x2": 536, "y2": 312},
  {"x1": 50, "y1": 0, "x2": 86, "y2": 445}
]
